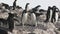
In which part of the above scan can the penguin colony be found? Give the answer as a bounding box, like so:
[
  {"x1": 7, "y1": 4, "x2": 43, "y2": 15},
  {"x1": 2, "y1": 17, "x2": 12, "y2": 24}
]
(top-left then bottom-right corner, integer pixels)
[{"x1": 0, "y1": 0, "x2": 59, "y2": 34}]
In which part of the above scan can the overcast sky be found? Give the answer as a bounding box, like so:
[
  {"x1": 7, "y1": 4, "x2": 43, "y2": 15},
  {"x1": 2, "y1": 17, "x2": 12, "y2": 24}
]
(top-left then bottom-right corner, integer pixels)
[{"x1": 0, "y1": 0, "x2": 60, "y2": 10}]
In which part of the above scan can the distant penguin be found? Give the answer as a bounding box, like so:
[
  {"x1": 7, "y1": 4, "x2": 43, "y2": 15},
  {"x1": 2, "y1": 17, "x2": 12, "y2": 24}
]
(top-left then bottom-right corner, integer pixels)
[
  {"x1": 21, "y1": 3, "x2": 30, "y2": 28},
  {"x1": 31, "y1": 12, "x2": 36, "y2": 26},
  {"x1": 45, "y1": 6, "x2": 52, "y2": 22},
  {"x1": 22, "y1": 12, "x2": 28, "y2": 26},
  {"x1": 13, "y1": 0, "x2": 17, "y2": 10},
  {"x1": 49, "y1": 7, "x2": 53, "y2": 22},
  {"x1": 55, "y1": 7, "x2": 59, "y2": 23},
  {"x1": 31, "y1": 5, "x2": 40, "y2": 27},
  {"x1": 51, "y1": 6, "x2": 57, "y2": 23}
]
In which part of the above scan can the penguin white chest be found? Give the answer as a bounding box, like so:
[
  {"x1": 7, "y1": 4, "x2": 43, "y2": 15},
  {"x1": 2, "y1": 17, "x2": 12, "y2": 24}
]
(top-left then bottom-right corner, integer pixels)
[
  {"x1": 31, "y1": 13, "x2": 36, "y2": 20},
  {"x1": 22, "y1": 13, "x2": 28, "y2": 23},
  {"x1": 55, "y1": 12, "x2": 59, "y2": 22},
  {"x1": 49, "y1": 10, "x2": 53, "y2": 21}
]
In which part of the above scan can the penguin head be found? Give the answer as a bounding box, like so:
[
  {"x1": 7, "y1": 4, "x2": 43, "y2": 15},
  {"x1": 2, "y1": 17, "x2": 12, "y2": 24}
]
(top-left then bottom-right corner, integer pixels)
[
  {"x1": 26, "y1": 3, "x2": 30, "y2": 5},
  {"x1": 52, "y1": 6, "x2": 56, "y2": 9}
]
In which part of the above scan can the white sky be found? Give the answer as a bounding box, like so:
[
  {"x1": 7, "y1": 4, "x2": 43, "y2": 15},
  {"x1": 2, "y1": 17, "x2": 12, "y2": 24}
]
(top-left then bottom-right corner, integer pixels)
[{"x1": 0, "y1": 0, "x2": 60, "y2": 10}]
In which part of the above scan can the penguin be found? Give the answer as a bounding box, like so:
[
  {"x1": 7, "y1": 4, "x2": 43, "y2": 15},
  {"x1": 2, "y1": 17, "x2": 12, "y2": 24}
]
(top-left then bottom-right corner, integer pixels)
[
  {"x1": 45, "y1": 6, "x2": 53, "y2": 22},
  {"x1": 49, "y1": 7, "x2": 53, "y2": 22},
  {"x1": 21, "y1": 3, "x2": 30, "y2": 30},
  {"x1": 51, "y1": 6, "x2": 57, "y2": 23},
  {"x1": 55, "y1": 7, "x2": 59, "y2": 23},
  {"x1": 13, "y1": 0, "x2": 17, "y2": 10},
  {"x1": 31, "y1": 5, "x2": 40, "y2": 27}
]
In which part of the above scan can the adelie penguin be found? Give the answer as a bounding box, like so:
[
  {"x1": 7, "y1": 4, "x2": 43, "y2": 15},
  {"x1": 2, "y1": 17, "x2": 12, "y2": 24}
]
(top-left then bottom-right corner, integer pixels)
[
  {"x1": 13, "y1": 0, "x2": 17, "y2": 10},
  {"x1": 44, "y1": 6, "x2": 53, "y2": 22},
  {"x1": 55, "y1": 7, "x2": 59, "y2": 23},
  {"x1": 31, "y1": 5, "x2": 40, "y2": 27},
  {"x1": 51, "y1": 6, "x2": 59, "y2": 23},
  {"x1": 21, "y1": 3, "x2": 30, "y2": 30}
]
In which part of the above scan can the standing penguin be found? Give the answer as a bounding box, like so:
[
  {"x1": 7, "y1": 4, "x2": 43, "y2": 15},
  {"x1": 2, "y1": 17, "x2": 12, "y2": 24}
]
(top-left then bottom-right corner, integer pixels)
[
  {"x1": 55, "y1": 7, "x2": 59, "y2": 23},
  {"x1": 49, "y1": 7, "x2": 53, "y2": 22},
  {"x1": 30, "y1": 10, "x2": 37, "y2": 27},
  {"x1": 51, "y1": 6, "x2": 58, "y2": 23},
  {"x1": 52, "y1": 6, "x2": 59, "y2": 23},
  {"x1": 13, "y1": 0, "x2": 17, "y2": 10},
  {"x1": 21, "y1": 3, "x2": 30, "y2": 30},
  {"x1": 31, "y1": 5, "x2": 40, "y2": 27},
  {"x1": 45, "y1": 6, "x2": 53, "y2": 22},
  {"x1": 51, "y1": 6, "x2": 55, "y2": 23}
]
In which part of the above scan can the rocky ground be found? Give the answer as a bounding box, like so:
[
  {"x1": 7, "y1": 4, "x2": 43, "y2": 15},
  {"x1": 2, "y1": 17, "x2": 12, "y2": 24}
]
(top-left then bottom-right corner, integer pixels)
[
  {"x1": 0, "y1": 11, "x2": 60, "y2": 34},
  {"x1": 11, "y1": 18, "x2": 60, "y2": 34}
]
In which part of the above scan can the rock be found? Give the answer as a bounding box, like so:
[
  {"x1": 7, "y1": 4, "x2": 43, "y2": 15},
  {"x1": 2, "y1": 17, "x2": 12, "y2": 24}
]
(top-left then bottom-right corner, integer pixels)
[
  {"x1": 42, "y1": 30, "x2": 49, "y2": 34},
  {"x1": 28, "y1": 33, "x2": 35, "y2": 34},
  {"x1": 39, "y1": 14, "x2": 46, "y2": 21},
  {"x1": 33, "y1": 28, "x2": 49, "y2": 34},
  {"x1": 55, "y1": 22, "x2": 60, "y2": 28},
  {"x1": 33, "y1": 28, "x2": 42, "y2": 34},
  {"x1": 46, "y1": 22, "x2": 56, "y2": 30},
  {"x1": 8, "y1": 31, "x2": 12, "y2": 34},
  {"x1": 0, "y1": 12, "x2": 9, "y2": 19},
  {"x1": 47, "y1": 29, "x2": 56, "y2": 34},
  {"x1": 12, "y1": 29, "x2": 22, "y2": 34},
  {"x1": 23, "y1": 30, "x2": 31, "y2": 34},
  {"x1": 54, "y1": 29, "x2": 60, "y2": 34}
]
